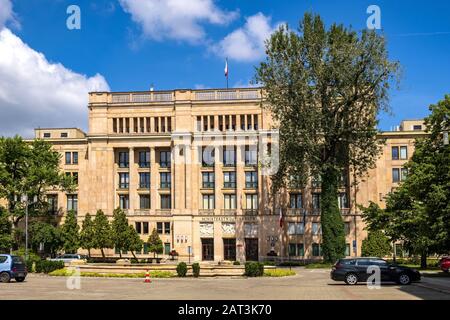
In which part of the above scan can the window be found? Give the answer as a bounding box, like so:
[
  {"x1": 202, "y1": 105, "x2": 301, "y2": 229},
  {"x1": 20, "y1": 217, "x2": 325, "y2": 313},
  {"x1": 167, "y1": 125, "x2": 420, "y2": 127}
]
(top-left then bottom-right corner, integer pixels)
[
  {"x1": 67, "y1": 195, "x2": 78, "y2": 213},
  {"x1": 160, "y1": 151, "x2": 171, "y2": 168},
  {"x1": 201, "y1": 147, "x2": 215, "y2": 167},
  {"x1": 312, "y1": 175, "x2": 322, "y2": 188},
  {"x1": 224, "y1": 194, "x2": 236, "y2": 210},
  {"x1": 47, "y1": 194, "x2": 58, "y2": 215},
  {"x1": 119, "y1": 173, "x2": 129, "y2": 189},
  {"x1": 344, "y1": 222, "x2": 351, "y2": 236},
  {"x1": 118, "y1": 152, "x2": 129, "y2": 168},
  {"x1": 119, "y1": 195, "x2": 129, "y2": 210},
  {"x1": 246, "y1": 194, "x2": 258, "y2": 210},
  {"x1": 202, "y1": 195, "x2": 215, "y2": 209},
  {"x1": 413, "y1": 125, "x2": 422, "y2": 131},
  {"x1": 345, "y1": 244, "x2": 351, "y2": 256},
  {"x1": 289, "y1": 243, "x2": 304, "y2": 257},
  {"x1": 61, "y1": 132, "x2": 68, "y2": 138},
  {"x1": 223, "y1": 172, "x2": 236, "y2": 188},
  {"x1": 312, "y1": 193, "x2": 321, "y2": 209},
  {"x1": 393, "y1": 168, "x2": 407, "y2": 183},
  {"x1": 65, "y1": 152, "x2": 71, "y2": 165},
  {"x1": 161, "y1": 195, "x2": 171, "y2": 209},
  {"x1": 164, "y1": 222, "x2": 170, "y2": 235},
  {"x1": 338, "y1": 193, "x2": 349, "y2": 209},
  {"x1": 160, "y1": 172, "x2": 171, "y2": 189},
  {"x1": 392, "y1": 146, "x2": 408, "y2": 160},
  {"x1": 289, "y1": 193, "x2": 303, "y2": 209},
  {"x1": 312, "y1": 223, "x2": 321, "y2": 235},
  {"x1": 400, "y1": 146, "x2": 408, "y2": 160},
  {"x1": 288, "y1": 223, "x2": 304, "y2": 235},
  {"x1": 392, "y1": 146, "x2": 399, "y2": 160},
  {"x1": 139, "y1": 173, "x2": 150, "y2": 189},
  {"x1": 202, "y1": 172, "x2": 215, "y2": 188},
  {"x1": 143, "y1": 222, "x2": 149, "y2": 234},
  {"x1": 245, "y1": 172, "x2": 258, "y2": 188},
  {"x1": 139, "y1": 195, "x2": 150, "y2": 209},
  {"x1": 72, "y1": 152, "x2": 78, "y2": 164},
  {"x1": 223, "y1": 147, "x2": 236, "y2": 167},
  {"x1": 312, "y1": 243, "x2": 322, "y2": 257},
  {"x1": 43, "y1": 132, "x2": 51, "y2": 138},
  {"x1": 139, "y1": 151, "x2": 150, "y2": 168},
  {"x1": 223, "y1": 238, "x2": 236, "y2": 261},
  {"x1": 401, "y1": 168, "x2": 408, "y2": 181},
  {"x1": 157, "y1": 222, "x2": 163, "y2": 234},
  {"x1": 245, "y1": 146, "x2": 258, "y2": 166},
  {"x1": 135, "y1": 222, "x2": 142, "y2": 234}
]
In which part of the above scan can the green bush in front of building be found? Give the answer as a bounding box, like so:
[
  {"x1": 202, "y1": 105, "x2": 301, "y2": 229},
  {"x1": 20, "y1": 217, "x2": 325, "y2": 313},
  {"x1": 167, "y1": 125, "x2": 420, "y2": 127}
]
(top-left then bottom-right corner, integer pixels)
[
  {"x1": 176, "y1": 262, "x2": 188, "y2": 277},
  {"x1": 192, "y1": 263, "x2": 200, "y2": 278},
  {"x1": 245, "y1": 262, "x2": 264, "y2": 277},
  {"x1": 35, "y1": 260, "x2": 65, "y2": 274}
]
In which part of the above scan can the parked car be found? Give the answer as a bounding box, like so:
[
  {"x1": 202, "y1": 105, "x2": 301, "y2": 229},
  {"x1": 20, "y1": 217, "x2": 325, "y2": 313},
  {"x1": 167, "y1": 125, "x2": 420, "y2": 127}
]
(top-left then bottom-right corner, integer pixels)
[
  {"x1": 48, "y1": 254, "x2": 88, "y2": 263},
  {"x1": 330, "y1": 257, "x2": 421, "y2": 285},
  {"x1": 438, "y1": 257, "x2": 450, "y2": 273},
  {"x1": 0, "y1": 254, "x2": 28, "y2": 283}
]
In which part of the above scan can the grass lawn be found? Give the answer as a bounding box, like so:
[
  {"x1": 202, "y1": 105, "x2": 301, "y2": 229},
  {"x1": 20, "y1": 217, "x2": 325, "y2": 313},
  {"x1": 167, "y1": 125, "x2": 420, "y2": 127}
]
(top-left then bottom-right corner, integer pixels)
[
  {"x1": 304, "y1": 263, "x2": 333, "y2": 269},
  {"x1": 49, "y1": 268, "x2": 175, "y2": 278}
]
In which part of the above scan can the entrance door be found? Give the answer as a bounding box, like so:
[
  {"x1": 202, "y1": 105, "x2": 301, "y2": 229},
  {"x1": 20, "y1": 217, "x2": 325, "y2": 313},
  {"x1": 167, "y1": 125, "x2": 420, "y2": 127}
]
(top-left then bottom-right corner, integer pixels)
[
  {"x1": 201, "y1": 238, "x2": 214, "y2": 261},
  {"x1": 223, "y1": 238, "x2": 236, "y2": 261},
  {"x1": 245, "y1": 238, "x2": 258, "y2": 261}
]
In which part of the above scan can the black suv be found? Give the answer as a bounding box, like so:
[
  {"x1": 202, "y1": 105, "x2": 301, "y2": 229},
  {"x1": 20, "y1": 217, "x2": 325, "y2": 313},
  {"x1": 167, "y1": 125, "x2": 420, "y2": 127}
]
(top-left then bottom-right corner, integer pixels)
[{"x1": 330, "y1": 257, "x2": 421, "y2": 285}]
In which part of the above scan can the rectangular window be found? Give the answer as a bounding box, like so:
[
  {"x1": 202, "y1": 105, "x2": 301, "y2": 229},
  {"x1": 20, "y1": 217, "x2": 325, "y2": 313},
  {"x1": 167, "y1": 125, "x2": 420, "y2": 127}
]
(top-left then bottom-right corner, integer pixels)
[
  {"x1": 312, "y1": 193, "x2": 321, "y2": 209},
  {"x1": 338, "y1": 193, "x2": 349, "y2": 209},
  {"x1": 245, "y1": 172, "x2": 258, "y2": 189},
  {"x1": 139, "y1": 195, "x2": 150, "y2": 209},
  {"x1": 119, "y1": 195, "x2": 129, "y2": 210},
  {"x1": 135, "y1": 222, "x2": 142, "y2": 234},
  {"x1": 312, "y1": 223, "x2": 321, "y2": 235},
  {"x1": 143, "y1": 222, "x2": 149, "y2": 235},
  {"x1": 160, "y1": 195, "x2": 171, "y2": 209},
  {"x1": 289, "y1": 193, "x2": 303, "y2": 209},
  {"x1": 392, "y1": 168, "x2": 400, "y2": 183},
  {"x1": 289, "y1": 243, "x2": 304, "y2": 256},
  {"x1": 139, "y1": 151, "x2": 150, "y2": 168},
  {"x1": 72, "y1": 152, "x2": 78, "y2": 165},
  {"x1": 164, "y1": 222, "x2": 170, "y2": 235},
  {"x1": 223, "y1": 238, "x2": 236, "y2": 261},
  {"x1": 202, "y1": 172, "x2": 215, "y2": 189},
  {"x1": 312, "y1": 175, "x2": 322, "y2": 188},
  {"x1": 345, "y1": 243, "x2": 351, "y2": 256},
  {"x1": 160, "y1": 172, "x2": 171, "y2": 189},
  {"x1": 245, "y1": 146, "x2": 258, "y2": 166},
  {"x1": 246, "y1": 194, "x2": 258, "y2": 210},
  {"x1": 392, "y1": 146, "x2": 399, "y2": 160},
  {"x1": 139, "y1": 173, "x2": 150, "y2": 189},
  {"x1": 118, "y1": 152, "x2": 129, "y2": 168},
  {"x1": 202, "y1": 194, "x2": 215, "y2": 209},
  {"x1": 223, "y1": 172, "x2": 236, "y2": 188},
  {"x1": 47, "y1": 194, "x2": 58, "y2": 215},
  {"x1": 223, "y1": 147, "x2": 236, "y2": 167},
  {"x1": 400, "y1": 146, "x2": 408, "y2": 160},
  {"x1": 223, "y1": 194, "x2": 236, "y2": 210},
  {"x1": 72, "y1": 172, "x2": 78, "y2": 185},
  {"x1": 61, "y1": 132, "x2": 68, "y2": 138},
  {"x1": 288, "y1": 223, "x2": 304, "y2": 235},
  {"x1": 157, "y1": 222, "x2": 163, "y2": 234},
  {"x1": 119, "y1": 173, "x2": 129, "y2": 189},
  {"x1": 401, "y1": 168, "x2": 408, "y2": 181},
  {"x1": 413, "y1": 125, "x2": 422, "y2": 131},
  {"x1": 312, "y1": 243, "x2": 322, "y2": 257},
  {"x1": 67, "y1": 195, "x2": 78, "y2": 213},
  {"x1": 344, "y1": 222, "x2": 351, "y2": 236},
  {"x1": 65, "y1": 152, "x2": 71, "y2": 165},
  {"x1": 43, "y1": 132, "x2": 51, "y2": 138},
  {"x1": 160, "y1": 151, "x2": 171, "y2": 168}
]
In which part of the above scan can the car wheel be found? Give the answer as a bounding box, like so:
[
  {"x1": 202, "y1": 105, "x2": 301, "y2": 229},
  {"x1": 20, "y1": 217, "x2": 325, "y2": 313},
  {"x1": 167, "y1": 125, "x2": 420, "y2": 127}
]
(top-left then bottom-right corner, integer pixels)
[
  {"x1": 344, "y1": 273, "x2": 358, "y2": 285},
  {"x1": 398, "y1": 273, "x2": 411, "y2": 285},
  {"x1": 15, "y1": 277, "x2": 25, "y2": 282},
  {"x1": 0, "y1": 272, "x2": 11, "y2": 283}
]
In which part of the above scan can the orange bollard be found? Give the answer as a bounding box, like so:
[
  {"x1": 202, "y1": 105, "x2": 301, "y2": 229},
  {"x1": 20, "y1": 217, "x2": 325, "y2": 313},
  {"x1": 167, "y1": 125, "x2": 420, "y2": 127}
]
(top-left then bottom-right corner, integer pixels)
[{"x1": 144, "y1": 270, "x2": 151, "y2": 283}]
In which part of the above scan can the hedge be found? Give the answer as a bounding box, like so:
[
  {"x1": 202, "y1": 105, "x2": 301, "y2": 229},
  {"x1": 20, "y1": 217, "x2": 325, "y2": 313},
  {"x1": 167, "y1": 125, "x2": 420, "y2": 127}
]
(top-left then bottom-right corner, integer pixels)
[
  {"x1": 245, "y1": 262, "x2": 264, "y2": 277},
  {"x1": 176, "y1": 262, "x2": 188, "y2": 277},
  {"x1": 35, "y1": 260, "x2": 65, "y2": 274}
]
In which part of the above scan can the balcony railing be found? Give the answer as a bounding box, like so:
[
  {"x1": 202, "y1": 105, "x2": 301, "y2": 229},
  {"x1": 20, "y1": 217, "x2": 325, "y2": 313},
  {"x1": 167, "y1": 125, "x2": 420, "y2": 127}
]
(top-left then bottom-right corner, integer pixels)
[
  {"x1": 199, "y1": 209, "x2": 215, "y2": 216},
  {"x1": 194, "y1": 89, "x2": 261, "y2": 101},
  {"x1": 243, "y1": 209, "x2": 259, "y2": 216},
  {"x1": 156, "y1": 209, "x2": 172, "y2": 215},
  {"x1": 221, "y1": 209, "x2": 237, "y2": 216},
  {"x1": 286, "y1": 208, "x2": 305, "y2": 216},
  {"x1": 202, "y1": 182, "x2": 215, "y2": 189},
  {"x1": 111, "y1": 92, "x2": 174, "y2": 104},
  {"x1": 223, "y1": 182, "x2": 236, "y2": 189},
  {"x1": 311, "y1": 208, "x2": 321, "y2": 215}
]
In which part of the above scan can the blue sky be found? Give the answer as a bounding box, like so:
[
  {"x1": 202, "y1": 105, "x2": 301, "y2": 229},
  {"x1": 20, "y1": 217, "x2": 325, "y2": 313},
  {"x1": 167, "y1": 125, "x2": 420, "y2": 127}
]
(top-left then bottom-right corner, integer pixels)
[{"x1": 0, "y1": 0, "x2": 449, "y2": 136}]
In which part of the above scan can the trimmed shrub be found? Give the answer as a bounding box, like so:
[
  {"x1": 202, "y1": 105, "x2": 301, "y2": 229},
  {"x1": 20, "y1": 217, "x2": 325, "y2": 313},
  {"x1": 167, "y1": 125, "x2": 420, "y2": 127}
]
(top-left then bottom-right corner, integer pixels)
[
  {"x1": 264, "y1": 269, "x2": 296, "y2": 277},
  {"x1": 245, "y1": 262, "x2": 264, "y2": 277},
  {"x1": 176, "y1": 262, "x2": 188, "y2": 277},
  {"x1": 192, "y1": 263, "x2": 200, "y2": 278},
  {"x1": 35, "y1": 260, "x2": 65, "y2": 274}
]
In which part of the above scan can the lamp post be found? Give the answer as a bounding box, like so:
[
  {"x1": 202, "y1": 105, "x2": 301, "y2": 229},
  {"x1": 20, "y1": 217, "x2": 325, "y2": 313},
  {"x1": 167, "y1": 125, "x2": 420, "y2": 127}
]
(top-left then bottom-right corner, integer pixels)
[{"x1": 18, "y1": 194, "x2": 37, "y2": 261}]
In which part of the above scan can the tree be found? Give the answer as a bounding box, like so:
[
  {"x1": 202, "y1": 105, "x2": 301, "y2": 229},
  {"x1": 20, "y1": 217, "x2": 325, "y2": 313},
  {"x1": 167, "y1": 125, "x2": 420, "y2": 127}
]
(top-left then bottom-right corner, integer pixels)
[
  {"x1": 0, "y1": 137, "x2": 75, "y2": 231},
  {"x1": 80, "y1": 213, "x2": 95, "y2": 258},
  {"x1": 0, "y1": 207, "x2": 12, "y2": 252},
  {"x1": 126, "y1": 225, "x2": 144, "y2": 260},
  {"x1": 148, "y1": 228, "x2": 163, "y2": 258},
  {"x1": 92, "y1": 210, "x2": 113, "y2": 258},
  {"x1": 61, "y1": 210, "x2": 80, "y2": 254},
  {"x1": 111, "y1": 208, "x2": 130, "y2": 258},
  {"x1": 29, "y1": 222, "x2": 62, "y2": 256},
  {"x1": 361, "y1": 230, "x2": 392, "y2": 258},
  {"x1": 256, "y1": 13, "x2": 399, "y2": 262}
]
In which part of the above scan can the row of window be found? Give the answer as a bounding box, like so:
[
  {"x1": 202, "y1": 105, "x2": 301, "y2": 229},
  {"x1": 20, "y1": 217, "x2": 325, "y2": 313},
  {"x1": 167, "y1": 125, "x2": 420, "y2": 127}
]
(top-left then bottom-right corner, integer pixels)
[
  {"x1": 118, "y1": 151, "x2": 171, "y2": 168},
  {"x1": 65, "y1": 152, "x2": 78, "y2": 165},
  {"x1": 47, "y1": 194, "x2": 78, "y2": 214},
  {"x1": 116, "y1": 242, "x2": 172, "y2": 255},
  {"x1": 112, "y1": 117, "x2": 173, "y2": 134},
  {"x1": 135, "y1": 222, "x2": 171, "y2": 235},
  {"x1": 288, "y1": 243, "x2": 352, "y2": 257},
  {"x1": 119, "y1": 194, "x2": 171, "y2": 210},
  {"x1": 202, "y1": 194, "x2": 258, "y2": 210},
  {"x1": 196, "y1": 114, "x2": 259, "y2": 132},
  {"x1": 392, "y1": 146, "x2": 408, "y2": 160},
  {"x1": 43, "y1": 132, "x2": 68, "y2": 138},
  {"x1": 288, "y1": 222, "x2": 351, "y2": 236},
  {"x1": 201, "y1": 146, "x2": 258, "y2": 167}
]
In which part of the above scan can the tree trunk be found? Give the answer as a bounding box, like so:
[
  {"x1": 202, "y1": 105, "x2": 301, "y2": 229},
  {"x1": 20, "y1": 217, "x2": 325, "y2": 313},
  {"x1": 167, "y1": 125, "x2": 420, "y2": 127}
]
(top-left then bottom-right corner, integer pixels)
[
  {"x1": 320, "y1": 166, "x2": 346, "y2": 263},
  {"x1": 88, "y1": 248, "x2": 91, "y2": 258},
  {"x1": 131, "y1": 251, "x2": 137, "y2": 260},
  {"x1": 101, "y1": 248, "x2": 105, "y2": 258},
  {"x1": 420, "y1": 251, "x2": 427, "y2": 269}
]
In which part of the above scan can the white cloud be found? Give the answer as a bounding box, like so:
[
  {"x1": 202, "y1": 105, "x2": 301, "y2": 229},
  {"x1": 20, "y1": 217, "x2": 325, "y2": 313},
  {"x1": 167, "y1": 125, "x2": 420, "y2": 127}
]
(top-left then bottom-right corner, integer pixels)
[
  {"x1": 119, "y1": 0, "x2": 238, "y2": 43},
  {"x1": 0, "y1": 0, "x2": 19, "y2": 30},
  {"x1": 0, "y1": 28, "x2": 110, "y2": 137},
  {"x1": 213, "y1": 12, "x2": 281, "y2": 62}
]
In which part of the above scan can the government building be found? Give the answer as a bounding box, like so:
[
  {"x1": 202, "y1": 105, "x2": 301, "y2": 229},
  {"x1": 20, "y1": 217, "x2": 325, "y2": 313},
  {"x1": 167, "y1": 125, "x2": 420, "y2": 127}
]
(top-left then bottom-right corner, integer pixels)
[{"x1": 34, "y1": 88, "x2": 426, "y2": 262}]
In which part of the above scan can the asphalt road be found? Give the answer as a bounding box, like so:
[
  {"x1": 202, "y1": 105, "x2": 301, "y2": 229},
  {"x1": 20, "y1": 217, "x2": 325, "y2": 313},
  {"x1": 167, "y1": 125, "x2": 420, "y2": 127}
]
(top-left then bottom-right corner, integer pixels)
[{"x1": 1, "y1": 269, "x2": 449, "y2": 300}]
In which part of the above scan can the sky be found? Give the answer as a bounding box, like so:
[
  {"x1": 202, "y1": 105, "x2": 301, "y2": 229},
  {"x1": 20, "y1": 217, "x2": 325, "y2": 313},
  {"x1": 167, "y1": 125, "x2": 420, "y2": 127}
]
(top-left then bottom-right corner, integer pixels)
[{"x1": 0, "y1": 0, "x2": 449, "y2": 137}]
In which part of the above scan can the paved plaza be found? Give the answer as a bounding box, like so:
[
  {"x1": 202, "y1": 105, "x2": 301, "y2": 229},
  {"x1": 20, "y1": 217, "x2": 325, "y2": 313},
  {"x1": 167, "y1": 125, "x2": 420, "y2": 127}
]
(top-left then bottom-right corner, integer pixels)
[{"x1": 1, "y1": 269, "x2": 449, "y2": 300}]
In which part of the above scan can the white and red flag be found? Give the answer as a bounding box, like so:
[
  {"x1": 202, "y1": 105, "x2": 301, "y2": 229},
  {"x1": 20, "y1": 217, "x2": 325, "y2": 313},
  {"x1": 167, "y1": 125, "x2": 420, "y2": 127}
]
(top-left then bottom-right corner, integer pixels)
[
  {"x1": 224, "y1": 58, "x2": 229, "y2": 77},
  {"x1": 279, "y1": 208, "x2": 284, "y2": 228}
]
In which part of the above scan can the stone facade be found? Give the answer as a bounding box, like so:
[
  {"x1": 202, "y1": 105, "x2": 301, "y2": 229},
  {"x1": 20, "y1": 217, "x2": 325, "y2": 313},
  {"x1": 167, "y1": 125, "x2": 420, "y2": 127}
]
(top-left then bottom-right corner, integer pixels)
[{"x1": 32, "y1": 88, "x2": 426, "y2": 262}]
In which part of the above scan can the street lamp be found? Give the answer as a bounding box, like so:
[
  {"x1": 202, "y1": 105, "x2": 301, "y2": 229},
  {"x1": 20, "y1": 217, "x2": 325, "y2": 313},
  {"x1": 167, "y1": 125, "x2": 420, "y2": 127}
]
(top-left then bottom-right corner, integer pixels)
[{"x1": 16, "y1": 194, "x2": 38, "y2": 261}]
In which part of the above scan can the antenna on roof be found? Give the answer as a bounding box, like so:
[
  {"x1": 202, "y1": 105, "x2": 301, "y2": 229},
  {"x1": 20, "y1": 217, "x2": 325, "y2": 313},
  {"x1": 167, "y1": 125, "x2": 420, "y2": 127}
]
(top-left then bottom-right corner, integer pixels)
[{"x1": 150, "y1": 83, "x2": 154, "y2": 92}]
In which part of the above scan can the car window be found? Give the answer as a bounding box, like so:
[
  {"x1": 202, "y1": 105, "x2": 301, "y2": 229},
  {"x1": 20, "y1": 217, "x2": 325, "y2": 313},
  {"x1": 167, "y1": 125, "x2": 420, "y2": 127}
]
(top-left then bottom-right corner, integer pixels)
[
  {"x1": 0, "y1": 256, "x2": 7, "y2": 264},
  {"x1": 340, "y1": 259, "x2": 356, "y2": 265},
  {"x1": 371, "y1": 260, "x2": 388, "y2": 267},
  {"x1": 356, "y1": 259, "x2": 371, "y2": 266},
  {"x1": 12, "y1": 256, "x2": 24, "y2": 264}
]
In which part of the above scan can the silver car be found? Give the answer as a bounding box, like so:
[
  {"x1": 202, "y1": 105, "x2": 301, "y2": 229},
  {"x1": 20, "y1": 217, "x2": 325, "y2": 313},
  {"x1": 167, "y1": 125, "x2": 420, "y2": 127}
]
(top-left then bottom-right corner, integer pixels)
[{"x1": 48, "y1": 254, "x2": 87, "y2": 263}]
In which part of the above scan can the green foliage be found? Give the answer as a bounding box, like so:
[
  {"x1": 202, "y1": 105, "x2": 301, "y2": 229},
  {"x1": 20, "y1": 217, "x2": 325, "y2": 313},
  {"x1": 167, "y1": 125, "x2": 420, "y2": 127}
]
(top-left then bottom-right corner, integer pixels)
[
  {"x1": 176, "y1": 262, "x2": 188, "y2": 277},
  {"x1": 61, "y1": 210, "x2": 80, "y2": 254},
  {"x1": 49, "y1": 269, "x2": 174, "y2": 278},
  {"x1": 29, "y1": 221, "x2": 62, "y2": 255},
  {"x1": 305, "y1": 262, "x2": 333, "y2": 269},
  {"x1": 80, "y1": 213, "x2": 95, "y2": 257},
  {"x1": 245, "y1": 262, "x2": 264, "y2": 277},
  {"x1": 361, "y1": 230, "x2": 392, "y2": 258},
  {"x1": 233, "y1": 261, "x2": 241, "y2": 266},
  {"x1": 12, "y1": 249, "x2": 41, "y2": 272},
  {"x1": 126, "y1": 224, "x2": 144, "y2": 258},
  {"x1": 92, "y1": 210, "x2": 113, "y2": 258},
  {"x1": 111, "y1": 208, "x2": 130, "y2": 258},
  {"x1": 255, "y1": 13, "x2": 399, "y2": 263},
  {"x1": 35, "y1": 260, "x2": 65, "y2": 274},
  {"x1": 147, "y1": 228, "x2": 163, "y2": 258},
  {"x1": 192, "y1": 262, "x2": 200, "y2": 278},
  {"x1": 0, "y1": 207, "x2": 12, "y2": 252},
  {"x1": 264, "y1": 269, "x2": 296, "y2": 277}
]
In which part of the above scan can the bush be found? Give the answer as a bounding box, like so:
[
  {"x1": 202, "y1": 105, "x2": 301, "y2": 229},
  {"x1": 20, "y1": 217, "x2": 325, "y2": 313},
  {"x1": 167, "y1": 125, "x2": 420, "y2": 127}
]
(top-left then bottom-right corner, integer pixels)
[
  {"x1": 35, "y1": 260, "x2": 65, "y2": 274},
  {"x1": 233, "y1": 261, "x2": 241, "y2": 266},
  {"x1": 49, "y1": 269, "x2": 175, "y2": 278},
  {"x1": 264, "y1": 269, "x2": 296, "y2": 277},
  {"x1": 176, "y1": 262, "x2": 188, "y2": 277},
  {"x1": 245, "y1": 262, "x2": 264, "y2": 277},
  {"x1": 192, "y1": 263, "x2": 200, "y2": 278}
]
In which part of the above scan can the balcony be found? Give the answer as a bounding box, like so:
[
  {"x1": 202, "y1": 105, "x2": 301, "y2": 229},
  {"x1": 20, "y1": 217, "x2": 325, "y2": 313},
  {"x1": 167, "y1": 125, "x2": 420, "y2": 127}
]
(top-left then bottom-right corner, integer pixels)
[
  {"x1": 221, "y1": 209, "x2": 237, "y2": 216},
  {"x1": 243, "y1": 209, "x2": 259, "y2": 216},
  {"x1": 129, "y1": 210, "x2": 150, "y2": 216},
  {"x1": 286, "y1": 208, "x2": 305, "y2": 216},
  {"x1": 202, "y1": 182, "x2": 215, "y2": 189},
  {"x1": 159, "y1": 162, "x2": 171, "y2": 169},
  {"x1": 156, "y1": 209, "x2": 172, "y2": 216},
  {"x1": 111, "y1": 92, "x2": 174, "y2": 104},
  {"x1": 311, "y1": 208, "x2": 321, "y2": 215},
  {"x1": 199, "y1": 209, "x2": 215, "y2": 216},
  {"x1": 194, "y1": 89, "x2": 261, "y2": 101},
  {"x1": 223, "y1": 182, "x2": 236, "y2": 189},
  {"x1": 245, "y1": 182, "x2": 258, "y2": 189}
]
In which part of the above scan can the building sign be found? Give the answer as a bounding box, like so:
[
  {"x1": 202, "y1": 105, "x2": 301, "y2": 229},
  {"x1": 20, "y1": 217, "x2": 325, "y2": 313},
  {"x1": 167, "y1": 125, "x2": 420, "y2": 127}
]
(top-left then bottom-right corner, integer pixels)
[{"x1": 200, "y1": 216, "x2": 257, "y2": 222}]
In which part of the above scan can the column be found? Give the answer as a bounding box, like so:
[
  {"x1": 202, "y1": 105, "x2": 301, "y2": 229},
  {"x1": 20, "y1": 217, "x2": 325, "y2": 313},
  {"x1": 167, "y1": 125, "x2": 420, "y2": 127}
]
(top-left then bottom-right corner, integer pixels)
[
  {"x1": 129, "y1": 147, "x2": 136, "y2": 214},
  {"x1": 150, "y1": 147, "x2": 157, "y2": 211}
]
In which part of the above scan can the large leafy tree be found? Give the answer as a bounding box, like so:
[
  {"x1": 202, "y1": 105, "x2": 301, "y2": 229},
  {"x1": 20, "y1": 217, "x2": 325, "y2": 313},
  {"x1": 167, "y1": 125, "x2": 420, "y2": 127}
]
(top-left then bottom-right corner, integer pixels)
[
  {"x1": 92, "y1": 210, "x2": 113, "y2": 258},
  {"x1": 80, "y1": 213, "x2": 95, "y2": 258},
  {"x1": 148, "y1": 228, "x2": 163, "y2": 258},
  {"x1": 0, "y1": 207, "x2": 12, "y2": 252},
  {"x1": 111, "y1": 208, "x2": 131, "y2": 258},
  {"x1": 361, "y1": 230, "x2": 392, "y2": 258},
  {"x1": 61, "y1": 210, "x2": 80, "y2": 254},
  {"x1": 256, "y1": 13, "x2": 399, "y2": 262},
  {"x1": 126, "y1": 225, "x2": 144, "y2": 260},
  {"x1": 0, "y1": 137, "x2": 75, "y2": 230},
  {"x1": 29, "y1": 221, "x2": 63, "y2": 256}
]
